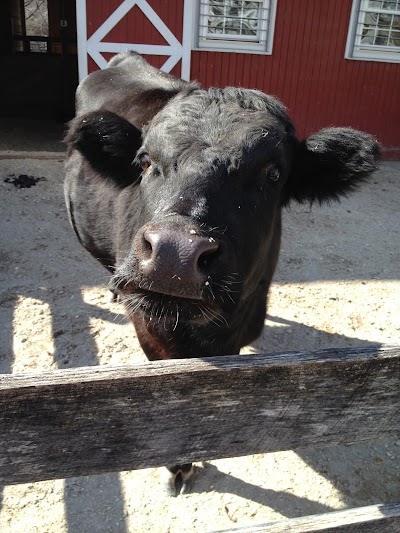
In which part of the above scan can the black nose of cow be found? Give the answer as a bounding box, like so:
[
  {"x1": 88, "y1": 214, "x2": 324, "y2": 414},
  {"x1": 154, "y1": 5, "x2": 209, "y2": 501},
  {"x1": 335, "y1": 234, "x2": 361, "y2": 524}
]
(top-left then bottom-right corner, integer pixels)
[{"x1": 135, "y1": 226, "x2": 220, "y2": 298}]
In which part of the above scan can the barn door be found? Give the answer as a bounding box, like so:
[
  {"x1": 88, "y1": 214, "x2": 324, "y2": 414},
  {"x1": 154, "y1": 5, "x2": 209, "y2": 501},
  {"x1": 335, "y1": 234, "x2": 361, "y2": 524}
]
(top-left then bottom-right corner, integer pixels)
[
  {"x1": 0, "y1": 0, "x2": 78, "y2": 119},
  {"x1": 76, "y1": 0, "x2": 193, "y2": 81}
]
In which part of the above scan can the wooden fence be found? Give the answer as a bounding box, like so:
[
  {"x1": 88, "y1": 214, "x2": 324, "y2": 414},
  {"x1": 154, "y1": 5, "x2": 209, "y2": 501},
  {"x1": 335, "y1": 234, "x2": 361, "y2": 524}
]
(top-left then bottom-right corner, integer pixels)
[{"x1": 1, "y1": 345, "x2": 400, "y2": 532}]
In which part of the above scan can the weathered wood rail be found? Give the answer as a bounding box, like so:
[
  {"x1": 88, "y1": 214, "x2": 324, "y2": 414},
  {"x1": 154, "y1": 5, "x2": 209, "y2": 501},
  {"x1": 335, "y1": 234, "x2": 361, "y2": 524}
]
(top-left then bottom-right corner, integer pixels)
[{"x1": 1, "y1": 345, "x2": 400, "y2": 532}]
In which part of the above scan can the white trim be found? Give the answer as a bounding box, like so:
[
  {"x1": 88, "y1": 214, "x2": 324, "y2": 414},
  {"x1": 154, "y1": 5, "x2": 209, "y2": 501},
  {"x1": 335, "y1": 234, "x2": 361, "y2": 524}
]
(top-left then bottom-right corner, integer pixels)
[
  {"x1": 77, "y1": 0, "x2": 192, "y2": 81},
  {"x1": 268, "y1": 0, "x2": 278, "y2": 54},
  {"x1": 192, "y1": 46, "x2": 273, "y2": 55},
  {"x1": 345, "y1": 0, "x2": 359, "y2": 60},
  {"x1": 345, "y1": 0, "x2": 400, "y2": 64},
  {"x1": 87, "y1": 48, "x2": 107, "y2": 70},
  {"x1": 76, "y1": 0, "x2": 88, "y2": 79},
  {"x1": 160, "y1": 52, "x2": 182, "y2": 73},
  {"x1": 182, "y1": 0, "x2": 195, "y2": 80}
]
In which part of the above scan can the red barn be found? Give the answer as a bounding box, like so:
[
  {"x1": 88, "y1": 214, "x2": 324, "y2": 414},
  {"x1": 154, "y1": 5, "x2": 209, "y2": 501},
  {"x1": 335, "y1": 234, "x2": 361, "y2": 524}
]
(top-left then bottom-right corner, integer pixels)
[{"x1": 2, "y1": 0, "x2": 399, "y2": 157}]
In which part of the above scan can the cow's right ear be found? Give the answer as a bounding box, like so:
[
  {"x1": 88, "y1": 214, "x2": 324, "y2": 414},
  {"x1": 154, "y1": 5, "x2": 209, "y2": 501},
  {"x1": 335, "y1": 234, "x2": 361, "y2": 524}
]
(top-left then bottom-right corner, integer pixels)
[
  {"x1": 282, "y1": 127, "x2": 380, "y2": 206},
  {"x1": 64, "y1": 110, "x2": 142, "y2": 185}
]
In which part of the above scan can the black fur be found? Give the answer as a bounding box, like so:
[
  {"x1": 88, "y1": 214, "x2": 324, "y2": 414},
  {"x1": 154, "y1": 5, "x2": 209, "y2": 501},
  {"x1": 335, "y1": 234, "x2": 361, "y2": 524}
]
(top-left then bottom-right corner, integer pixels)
[
  {"x1": 284, "y1": 127, "x2": 381, "y2": 205},
  {"x1": 64, "y1": 51, "x2": 380, "y2": 364},
  {"x1": 65, "y1": 110, "x2": 142, "y2": 185}
]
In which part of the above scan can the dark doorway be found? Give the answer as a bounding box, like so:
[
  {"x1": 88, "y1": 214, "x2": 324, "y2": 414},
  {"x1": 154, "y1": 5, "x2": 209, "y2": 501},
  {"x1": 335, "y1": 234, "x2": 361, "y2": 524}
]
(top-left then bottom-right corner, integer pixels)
[{"x1": 0, "y1": 0, "x2": 78, "y2": 121}]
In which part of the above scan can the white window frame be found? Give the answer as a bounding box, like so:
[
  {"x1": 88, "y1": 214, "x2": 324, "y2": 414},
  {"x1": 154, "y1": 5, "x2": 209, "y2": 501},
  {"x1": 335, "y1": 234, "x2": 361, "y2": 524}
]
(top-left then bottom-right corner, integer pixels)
[
  {"x1": 346, "y1": 0, "x2": 400, "y2": 63},
  {"x1": 194, "y1": 0, "x2": 277, "y2": 54}
]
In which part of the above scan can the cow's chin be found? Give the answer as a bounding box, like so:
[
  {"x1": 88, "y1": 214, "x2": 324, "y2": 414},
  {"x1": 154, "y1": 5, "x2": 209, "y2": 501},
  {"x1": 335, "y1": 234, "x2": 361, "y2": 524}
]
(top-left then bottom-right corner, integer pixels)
[{"x1": 118, "y1": 288, "x2": 229, "y2": 327}]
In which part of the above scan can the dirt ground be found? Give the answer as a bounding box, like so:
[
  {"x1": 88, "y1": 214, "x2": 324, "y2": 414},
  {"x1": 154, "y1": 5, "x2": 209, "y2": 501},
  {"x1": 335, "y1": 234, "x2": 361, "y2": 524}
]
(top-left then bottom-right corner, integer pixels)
[{"x1": 0, "y1": 155, "x2": 399, "y2": 533}]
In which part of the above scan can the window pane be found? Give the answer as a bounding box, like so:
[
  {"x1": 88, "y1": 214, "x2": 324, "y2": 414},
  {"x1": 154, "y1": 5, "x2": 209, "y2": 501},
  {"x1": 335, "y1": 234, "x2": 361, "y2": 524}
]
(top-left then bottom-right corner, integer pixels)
[
  {"x1": 365, "y1": 12, "x2": 378, "y2": 25},
  {"x1": 209, "y1": 1, "x2": 224, "y2": 16},
  {"x1": 382, "y1": 1, "x2": 400, "y2": 11},
  {"x1": 375, "y1": 28, "x2": 390, "y2": 43},
  {"x1": 360, "y1": 3, "x2": 400, "y2": 47},
  {"x1": 30, "y1": 40, "x2": 48, "y2": 53},
  {"x1": 208, "y1": 0, "x2": 260, "y2": 37},
  {"x1": 208, "y1": 17, "x2": 225, "y2": 34},
  {"x1": 389, "y1": 29, "x2": 400, "y2": 45},
  {"x1": 361, "y1": 28, "x2": 375, "y2": 44},
  {"x1": 378, "y1": 13, "x2": 393, "y2": 28},
  {"x1": 368, "y1": 0, "x2": 400, "y2": 10},
  {"x1": 24, "y1": 0, "x2": 49, "y2": 37}
]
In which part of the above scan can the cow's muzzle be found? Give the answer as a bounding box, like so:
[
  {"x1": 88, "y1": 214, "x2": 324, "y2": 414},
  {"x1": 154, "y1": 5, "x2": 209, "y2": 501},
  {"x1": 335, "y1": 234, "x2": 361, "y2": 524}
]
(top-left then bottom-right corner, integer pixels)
[
  {"x1": 123, "y1": 222, "x2": 224, "y2": 300},
  {"x1": 110, "y1": 221, "x2": 241, "y2": 323}
]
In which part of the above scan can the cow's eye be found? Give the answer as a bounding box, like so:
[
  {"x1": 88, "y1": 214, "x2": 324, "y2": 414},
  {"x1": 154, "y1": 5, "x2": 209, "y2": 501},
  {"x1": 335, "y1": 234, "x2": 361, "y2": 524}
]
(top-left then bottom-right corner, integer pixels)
[
  {"x1": 266, "y1": 164, "x2": 280, "y2": 182},
  {"x1": 139, "y1": 153, "x2": 151, "y2": 171}
]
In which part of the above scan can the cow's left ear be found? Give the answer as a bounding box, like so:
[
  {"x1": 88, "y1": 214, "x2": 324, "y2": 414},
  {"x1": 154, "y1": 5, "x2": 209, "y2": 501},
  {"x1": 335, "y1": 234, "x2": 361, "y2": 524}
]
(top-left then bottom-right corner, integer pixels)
[{"x1": 282, "y1": 128, "x2": 380, "y2": 206}]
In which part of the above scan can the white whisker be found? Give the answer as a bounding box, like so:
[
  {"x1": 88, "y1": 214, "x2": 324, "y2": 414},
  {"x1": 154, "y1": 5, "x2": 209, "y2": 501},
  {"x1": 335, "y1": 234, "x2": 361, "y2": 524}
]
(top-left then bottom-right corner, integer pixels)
[{"x1": 173, "y1": 304, "x2": 179, "y2": 331}]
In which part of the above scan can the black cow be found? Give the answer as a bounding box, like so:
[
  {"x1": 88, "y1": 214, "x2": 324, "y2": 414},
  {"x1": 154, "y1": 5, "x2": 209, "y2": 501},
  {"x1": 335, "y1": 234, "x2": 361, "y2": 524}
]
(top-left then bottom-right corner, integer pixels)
[{"x1": 64, "y1": 52, "x2": 379, "y2": 494}]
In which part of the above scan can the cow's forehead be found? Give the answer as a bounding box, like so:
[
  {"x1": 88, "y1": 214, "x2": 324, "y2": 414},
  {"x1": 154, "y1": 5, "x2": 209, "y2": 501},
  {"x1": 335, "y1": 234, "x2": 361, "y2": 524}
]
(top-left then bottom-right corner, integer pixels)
[{"x1": 144, "y1": 88, "x2": 293, "y2": 163}]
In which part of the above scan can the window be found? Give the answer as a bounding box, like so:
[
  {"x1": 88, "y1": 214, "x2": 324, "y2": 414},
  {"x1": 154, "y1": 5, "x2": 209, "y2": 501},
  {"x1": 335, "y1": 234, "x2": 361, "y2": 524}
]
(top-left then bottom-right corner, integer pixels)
[
  {"x1": 10, "y1": 0, "x2": 77, "y2": 56},
  {"x1": 196, "y1": 0, "x2": 277, "y2": 54},
  {"x1": 25, "y1": 0, "x2": 49, "y2": 53},
  {"x1": 11, "y1": 0, "x2": 49, "y2": 54},
  {"x1": 346, "y1": 0, "x2": 400, "y2": 63}
]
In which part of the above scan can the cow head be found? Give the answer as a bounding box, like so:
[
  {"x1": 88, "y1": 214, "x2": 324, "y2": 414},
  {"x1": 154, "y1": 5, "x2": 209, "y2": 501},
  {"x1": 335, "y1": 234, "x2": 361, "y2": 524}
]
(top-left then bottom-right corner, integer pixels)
[{"x1": 65, "y1": 52, "x2": 380, "y2": 359}]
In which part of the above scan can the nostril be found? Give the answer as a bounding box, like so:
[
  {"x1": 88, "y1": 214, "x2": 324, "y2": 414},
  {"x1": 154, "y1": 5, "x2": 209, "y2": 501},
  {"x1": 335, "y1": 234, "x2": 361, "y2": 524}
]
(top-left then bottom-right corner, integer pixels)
[
  {"x1": 197, "y1": 245, "x2": 220, "y2": 272},
  {"x1": 142, "y1": 231, "x2": 154, "y2": 260}
]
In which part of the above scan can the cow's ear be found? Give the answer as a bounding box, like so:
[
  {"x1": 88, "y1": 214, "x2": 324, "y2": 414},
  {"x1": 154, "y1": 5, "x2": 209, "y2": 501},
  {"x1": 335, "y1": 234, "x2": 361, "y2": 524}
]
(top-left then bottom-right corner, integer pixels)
[
  {"x1": 282, "y1": 128, "x2": 380, "y2": 205},
  {"x1": 64, "y1": 110, "x2": 142, "y2": 185}
]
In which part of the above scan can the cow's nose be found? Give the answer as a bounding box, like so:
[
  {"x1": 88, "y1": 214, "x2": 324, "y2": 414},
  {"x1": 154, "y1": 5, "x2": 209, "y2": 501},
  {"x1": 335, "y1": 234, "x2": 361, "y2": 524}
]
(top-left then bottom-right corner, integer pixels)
[
  {"x1": 136, "y1": 227, "x2": 220, "y2": 297},
  {"x1": 142, "y1": 228, "x2": 219, "y2": 276}
]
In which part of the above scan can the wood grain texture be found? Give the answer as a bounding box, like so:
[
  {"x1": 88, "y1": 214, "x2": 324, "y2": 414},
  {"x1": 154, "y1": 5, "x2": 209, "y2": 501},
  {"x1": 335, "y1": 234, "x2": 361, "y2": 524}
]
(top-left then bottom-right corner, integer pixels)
[
  {"x1": 1, "y1": 345, "x2": 399, "y2": 485},
  {"x1": 218, "y1": 501, "x2": 400, "y2": 532}
]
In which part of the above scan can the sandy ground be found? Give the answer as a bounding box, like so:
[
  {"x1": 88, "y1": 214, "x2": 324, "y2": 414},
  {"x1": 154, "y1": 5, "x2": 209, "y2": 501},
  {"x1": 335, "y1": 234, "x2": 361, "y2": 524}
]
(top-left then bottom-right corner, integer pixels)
[{"x1": 0, "y1": 156, "x2": 399, "y2": 533}]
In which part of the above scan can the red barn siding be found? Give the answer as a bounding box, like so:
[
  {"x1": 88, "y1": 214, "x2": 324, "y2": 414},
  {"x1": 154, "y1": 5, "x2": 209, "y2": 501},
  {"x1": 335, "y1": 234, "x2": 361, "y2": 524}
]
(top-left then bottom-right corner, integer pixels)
[
  {"x1": 84, "y1": 0, "x2": 400, "y2": 155},
  {"x1": 191, "y1": 0, "x2": 400, "y2": 153}
]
